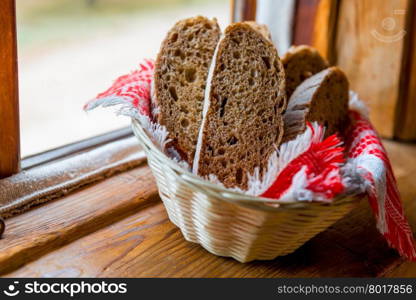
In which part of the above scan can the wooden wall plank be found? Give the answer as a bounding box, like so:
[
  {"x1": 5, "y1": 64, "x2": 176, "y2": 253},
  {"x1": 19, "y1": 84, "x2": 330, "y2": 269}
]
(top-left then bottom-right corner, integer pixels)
[
  {"x1": 335, "y1": 0, "x2": 409, "y2": 138},
  {"x1": 311, "y1": 0, "x2": 340, "y2": 64},
  {"x1": 395, "y1": 0, "x2": 416, "y2": 141},
  {"x1": 231, "y1": 0, "x2": 257, "y2": 22},
  {"x1": 312, "y1": 0, "x2": 415, "y2": 140},
  {"x1": 0, "y1": 0, "x2": 20, "y2": 178}
]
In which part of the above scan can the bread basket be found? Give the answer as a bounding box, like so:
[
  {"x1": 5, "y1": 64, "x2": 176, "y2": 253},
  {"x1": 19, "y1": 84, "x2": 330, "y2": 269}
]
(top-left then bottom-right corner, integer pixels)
[{"x1": 132, "y1": 119, "x2": 363, "y2": 263}]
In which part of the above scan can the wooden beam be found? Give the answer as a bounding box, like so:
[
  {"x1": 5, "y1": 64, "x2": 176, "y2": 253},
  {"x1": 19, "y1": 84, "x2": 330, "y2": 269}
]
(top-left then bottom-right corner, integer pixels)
[
  {"x1": 0, "y1": 0, "x2": 20, "y2": 178},
  {"x1": 395, "y1": 0, "x2": 416, "y2": 141},
  {"x1": 292, "y1": 0, "x2": 321, "y2": 46},
  {"x1": 231, "y1": 0, "x2": 257, "y2": 23},
  {"x1": 311, "y1": 0, "x2": 340, "y2": 64}
]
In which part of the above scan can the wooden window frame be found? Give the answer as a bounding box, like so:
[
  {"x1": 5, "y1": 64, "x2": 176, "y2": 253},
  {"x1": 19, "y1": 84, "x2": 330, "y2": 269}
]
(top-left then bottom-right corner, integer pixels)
[
  {"x1": 21, "y1": 127, "x2": 133, "y2": 170},
  {"x1": 231, "y1": 0, "x2": 257, "y2": 22},
  {"x1": 0, "y1": 0, "x2": 135, "y2": 178},
  {"x1": 0, "y1": 0, "x2": 20, "y2": 179}
]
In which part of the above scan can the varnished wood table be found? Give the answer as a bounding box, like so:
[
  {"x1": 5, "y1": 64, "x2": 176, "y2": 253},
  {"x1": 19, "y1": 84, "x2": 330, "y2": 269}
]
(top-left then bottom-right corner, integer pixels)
[{"x1": 0, "y1": 140, "x2": 415, "y2": 277}]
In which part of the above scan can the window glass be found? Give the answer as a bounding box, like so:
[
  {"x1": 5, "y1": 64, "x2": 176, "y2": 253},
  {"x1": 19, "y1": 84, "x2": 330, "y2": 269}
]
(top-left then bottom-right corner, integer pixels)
[{"x1": 17, "y1": 0, "x2": 228, "y2": 157}]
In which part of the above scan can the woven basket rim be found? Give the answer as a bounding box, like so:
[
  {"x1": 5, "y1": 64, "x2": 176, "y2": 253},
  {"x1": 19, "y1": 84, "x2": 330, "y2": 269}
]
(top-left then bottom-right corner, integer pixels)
[{"x1": 131, "y1": 119, "x2": 363, "y2": 210}]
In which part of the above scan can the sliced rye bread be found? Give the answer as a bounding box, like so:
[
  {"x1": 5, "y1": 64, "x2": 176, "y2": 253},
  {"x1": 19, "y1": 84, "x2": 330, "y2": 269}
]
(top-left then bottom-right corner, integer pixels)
[
  {"x1": 193, "y1": 22, "x2": 286, "y2": 190},
  {"x1": 282, "y1": 66, "x2": 349, "y2": 143},
  {"x1": 244, "y1": 21, "x2": 272, "y2": 41},
  {"x1": 282, "y1": 45, "x2": 329, "y2": 100},
  {"x1": 153, "y1": 16, "x2": 221, "y2": 164}
]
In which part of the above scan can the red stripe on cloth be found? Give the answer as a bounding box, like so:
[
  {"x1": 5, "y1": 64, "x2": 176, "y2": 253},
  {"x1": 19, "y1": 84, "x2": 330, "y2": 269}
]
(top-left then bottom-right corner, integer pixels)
[
  {"x1": 84, "y1": 59, "x2": 154, "y2": 117},
  {"x1": 347, "y1": 111, "x2": 416, "y2": 261},
  {"x1": 261, "y1": 124, "x2": 345, "y2": 200}
]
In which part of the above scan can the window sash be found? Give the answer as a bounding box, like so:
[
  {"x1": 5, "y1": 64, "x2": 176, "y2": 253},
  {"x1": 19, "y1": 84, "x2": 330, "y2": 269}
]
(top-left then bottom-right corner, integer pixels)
[{"x1": 0, "y1": 0, "x2": 20, "y2": 179}]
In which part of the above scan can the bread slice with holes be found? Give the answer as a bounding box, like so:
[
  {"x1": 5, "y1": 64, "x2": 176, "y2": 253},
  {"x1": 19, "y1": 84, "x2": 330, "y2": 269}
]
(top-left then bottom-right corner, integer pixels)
[
  {"x1": 244, "y1": 21, "x2": 272, "y2": 41},
  {"x1": 282, "y1": 66, "x2": 349, "y2": 142},
  {"x1": 153, "y1": 16, "x2": 221, "y2": 164},
  {"x1": 193, "y1": 22, "x2": 286, "y2": 190},
  {"x1": 282, "y1": 45, "x2": 329, "y2": 100}
]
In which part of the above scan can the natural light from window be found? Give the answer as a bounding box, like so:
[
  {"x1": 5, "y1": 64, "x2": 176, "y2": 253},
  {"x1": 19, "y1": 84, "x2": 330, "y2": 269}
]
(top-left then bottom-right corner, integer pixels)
[{"x1": 17, "y1": 0, "x2": 228, "y2": 157}]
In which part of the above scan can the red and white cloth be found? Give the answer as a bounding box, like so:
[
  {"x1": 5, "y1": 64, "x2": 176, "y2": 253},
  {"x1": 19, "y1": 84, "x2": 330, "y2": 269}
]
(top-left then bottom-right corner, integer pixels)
[
  {"x1": 344, "y1": 110, "x2": 416, "y2": 261},
  {"x1": 260, "y1": 123, "x2": 345, "y2": 202},
  {"x1": 84, "y1": 59, "x2": 154, "y2": 118},
  {"x1": 85, "y1": 60, "x2": 416, "y2": 261}
]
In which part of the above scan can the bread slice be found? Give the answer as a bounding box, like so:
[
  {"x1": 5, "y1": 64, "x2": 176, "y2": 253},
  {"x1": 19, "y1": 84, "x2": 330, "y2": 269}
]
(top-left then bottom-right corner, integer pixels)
[
  {"x1": 153, "y1": 16, "x2": 221, "y2": 164},
  {"x1": 282, "y1": 66, "x2": 349, "y2": 142},
  {"x1": 193, "y1": 23, "x2": 286, "y2": 190},
  {"x1": 282, "y1": 45, "x2": 329, "y2": 100},
  {"x1": 244, "y1": 21, "x2": 272, "y2": 41}
]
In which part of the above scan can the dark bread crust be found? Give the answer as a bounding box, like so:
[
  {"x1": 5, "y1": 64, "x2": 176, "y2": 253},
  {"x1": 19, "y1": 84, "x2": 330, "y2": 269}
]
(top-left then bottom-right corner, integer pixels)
[
  {"x1": 196, "y1": 23, "x2": 286, "y2": 189},
  {"x1": 244, "y1": 21, "x2": 272, "y2": 41},
  {"x1": 282, "y1": 67, "x2": 349, "y2": 142},
  {"x1": 154, "y1": 16, "x2": 221, "y2": 164},
  {"x1": 282, "y1": 45, "x2": 329, "y2": 100}
]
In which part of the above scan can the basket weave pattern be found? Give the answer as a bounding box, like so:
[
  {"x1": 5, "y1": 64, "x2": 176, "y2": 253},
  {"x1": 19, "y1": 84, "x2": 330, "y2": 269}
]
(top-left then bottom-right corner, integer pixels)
[{"x1": 133, "y1": 120, "x2": 362, "y2": 262}]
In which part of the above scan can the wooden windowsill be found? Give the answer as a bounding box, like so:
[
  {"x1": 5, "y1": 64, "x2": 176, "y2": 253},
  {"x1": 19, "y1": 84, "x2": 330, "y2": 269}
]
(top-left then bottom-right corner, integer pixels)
[
  {"x1": 0, "y1": 139, "x2": 415, "y2": 277},
  {"x1": 21, "y1": 127, "x2": 133, "y2": 170}
]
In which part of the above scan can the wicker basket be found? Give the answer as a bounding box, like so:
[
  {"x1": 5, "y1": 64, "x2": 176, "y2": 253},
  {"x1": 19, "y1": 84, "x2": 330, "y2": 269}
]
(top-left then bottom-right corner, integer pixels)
[{"x1": 132, "y1": 120, "x2": 363, "y2": 263}]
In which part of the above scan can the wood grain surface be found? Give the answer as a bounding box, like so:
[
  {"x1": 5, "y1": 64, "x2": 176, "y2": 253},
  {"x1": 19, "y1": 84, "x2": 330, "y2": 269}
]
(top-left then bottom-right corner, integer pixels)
[
  {"x1": 0, "y1": 166, "x2": 159, "y2": 275},
  {"x1": 293, "y1": 0, "x2": 321, "y2": 46},
  {"x1": 310, "y1": 0, "x2": 416, "y2": 140},
  {"x1": 231, "y1": 0, "x2": 257, "y2": 22},
  {"x1": 4, "y1": 200, "x2": 399, "y2": 278},
  {"x1": 311, "y1": 0, "x2": 340, "y2": 65},
  {"x1": 394, "y1": 0, "x2": 416, "y2": 141},
  {"x1": 335, "y1": 0, "x2": 409, "y2": 138},
  {"x1": 0, "y1": 0, "x2": 20, "y2": 178},
  {"x1": 1, "y1": 140, "x2": 415, "y2": 277}
]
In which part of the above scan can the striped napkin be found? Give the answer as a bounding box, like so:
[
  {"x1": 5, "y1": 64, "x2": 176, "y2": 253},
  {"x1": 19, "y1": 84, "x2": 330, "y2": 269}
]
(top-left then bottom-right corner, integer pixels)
[{"x1": 344, "y1": 109, "x2": 416, "y2": 261}]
